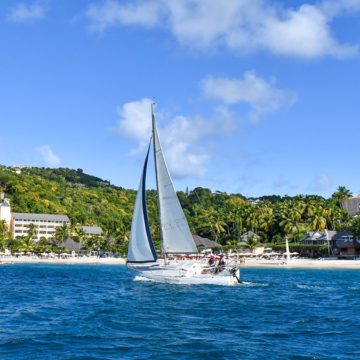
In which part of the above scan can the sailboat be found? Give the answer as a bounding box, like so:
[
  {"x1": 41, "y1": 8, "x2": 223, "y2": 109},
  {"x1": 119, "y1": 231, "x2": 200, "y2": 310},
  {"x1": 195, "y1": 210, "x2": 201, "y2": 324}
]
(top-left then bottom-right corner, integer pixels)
[{"x1": 126, "y1": 105, "x2": 241, "y2": 286}]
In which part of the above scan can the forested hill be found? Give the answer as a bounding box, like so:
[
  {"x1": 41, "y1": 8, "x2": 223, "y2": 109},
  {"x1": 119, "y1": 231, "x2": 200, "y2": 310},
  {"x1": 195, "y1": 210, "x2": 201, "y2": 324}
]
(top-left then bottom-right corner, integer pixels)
[
  {"x1": 0, "y1": 166, "x2": 138, "y2": 240},
  {"x1": 0, "y1": 165, "x2": 353, "y2": 245}
]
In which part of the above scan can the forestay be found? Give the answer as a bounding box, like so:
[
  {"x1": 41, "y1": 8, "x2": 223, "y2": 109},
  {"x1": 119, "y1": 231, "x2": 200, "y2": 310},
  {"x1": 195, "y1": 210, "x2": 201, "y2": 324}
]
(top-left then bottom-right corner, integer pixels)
[
  {"x1": 152, "y1": 114, "x2": 197, "y2": 254},
  {"x1": 127, "y1": 144, "x2": 157, "y2": 263}
]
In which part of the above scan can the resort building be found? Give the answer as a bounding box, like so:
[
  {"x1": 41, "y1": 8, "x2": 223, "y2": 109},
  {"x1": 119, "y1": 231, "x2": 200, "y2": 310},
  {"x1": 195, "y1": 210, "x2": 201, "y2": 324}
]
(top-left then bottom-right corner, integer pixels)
[
  {"x1": 300, "y1": 230, "x2": 337, "y2": 246},
  {"x1": 0, "y1": 195, "x2": 11, "y2": 228},
  {"x1": 300, "y1": 230, "x2": 360, "y2": 258},
  {"x1": 12, "y1": 213, "x2": 70, "y2": 241},
  {"x1": 82, "y1": 226, "x2": 103, "y2": 236},
  {"x1": 0, "y1": 194, "x2": 70, "y2": 241},
  {"x1": 193, "y1": 235, "x2": 220, "y2": 249},
  {"x1": 332, "y1": 230, "x2": 360, "y2": 258}
]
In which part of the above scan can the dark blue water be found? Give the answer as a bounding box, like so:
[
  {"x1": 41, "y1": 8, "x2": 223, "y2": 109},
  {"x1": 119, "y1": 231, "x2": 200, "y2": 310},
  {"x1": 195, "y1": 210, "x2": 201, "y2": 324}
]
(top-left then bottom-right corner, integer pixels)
[{"x1": 0, "y1": 265, "x2": 359, "y2": 360}]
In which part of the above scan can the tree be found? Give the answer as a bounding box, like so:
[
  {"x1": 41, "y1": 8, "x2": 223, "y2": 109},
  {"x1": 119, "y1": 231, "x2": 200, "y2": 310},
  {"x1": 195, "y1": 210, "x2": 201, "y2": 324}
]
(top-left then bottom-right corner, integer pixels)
[
  {"x1": 54, "y1": 224, "x2": 69, "y2": 245},
  {"x1": 244, "y1": 235, "x2": 259, "y2": 252},
  {"x1": 26, "y1": 223, "x2": 38, "y2": 240},
  {"x1": 0, "y1": 220, "x2": 9, "y2": 251},
  {"x1": 350, "y1": 216, "x2": 360, "y2": 239},
  {"x1": 331, "y1": 186, "x2": 352, "y2": 208},
  {"x1": 71, "y1": 224, "x2": 86, "y2": 243}
]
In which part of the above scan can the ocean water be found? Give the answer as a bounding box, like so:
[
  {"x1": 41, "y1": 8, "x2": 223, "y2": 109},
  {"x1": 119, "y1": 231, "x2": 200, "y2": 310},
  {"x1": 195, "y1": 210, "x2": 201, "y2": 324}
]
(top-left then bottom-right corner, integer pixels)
[{"x1": 0, "y1": 265, "x2": 359, "y2": 360}]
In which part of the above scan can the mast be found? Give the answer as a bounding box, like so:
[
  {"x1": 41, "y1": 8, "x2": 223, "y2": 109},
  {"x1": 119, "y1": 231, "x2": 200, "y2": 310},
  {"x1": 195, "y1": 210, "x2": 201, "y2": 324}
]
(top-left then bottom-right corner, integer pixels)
[
  {"x1": 152, "y1": 104, "x2": 167, "y2": 265},
  {"x1": 285, "y1": 236, "x2": 290, "y2": 262}
]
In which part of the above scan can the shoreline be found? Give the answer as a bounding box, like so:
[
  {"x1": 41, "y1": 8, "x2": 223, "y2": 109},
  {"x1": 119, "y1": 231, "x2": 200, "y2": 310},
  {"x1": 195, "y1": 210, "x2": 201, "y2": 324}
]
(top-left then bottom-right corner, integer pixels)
[
  {"x1": 0, "y1": 256, "x2": 126, "y2": 266},
  {"x1": 2, "y1": 256, "x2": 360, "y2": 270},
  {"x1": 238, "y1": 258, "x2": 360, "y2": 270}
]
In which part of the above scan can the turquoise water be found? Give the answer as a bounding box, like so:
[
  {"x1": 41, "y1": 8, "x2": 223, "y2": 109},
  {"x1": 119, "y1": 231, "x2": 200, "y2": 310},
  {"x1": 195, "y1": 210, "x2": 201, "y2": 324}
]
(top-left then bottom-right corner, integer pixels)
[{"x1": 0, "y1": 265, "x2": 359, "y2": 360}]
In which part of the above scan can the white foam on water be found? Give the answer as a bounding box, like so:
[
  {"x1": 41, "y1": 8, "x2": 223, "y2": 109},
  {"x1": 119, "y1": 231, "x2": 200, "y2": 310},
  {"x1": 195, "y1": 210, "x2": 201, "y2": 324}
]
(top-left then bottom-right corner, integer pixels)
[
  {"x1": 133, "y1": 275, "x2": 154, "y2": 282},
  {"x1": 241, "y1": 281, "x2": 268, "y2": 287}
]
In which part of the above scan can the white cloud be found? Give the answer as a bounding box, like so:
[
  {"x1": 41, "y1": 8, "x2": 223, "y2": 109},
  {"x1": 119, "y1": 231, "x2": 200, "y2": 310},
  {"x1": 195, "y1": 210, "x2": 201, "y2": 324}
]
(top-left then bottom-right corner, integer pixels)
[
  {"x1": 202, "y1": 72, "x2": 296, "y2": 122},
  {"x1": 85, "y1": 0, "x2": 359, "y2": 58},
  {"x1": 116, "y1": 98, "x2": 234, "y2": 178},
  {"x1": 86, "y1": 0, "x2": 162, "y2": 32},
  {"x1": 308, "y1": 175, "x2": 332, "y2": 192},
  {"x1": 116, "y1": 98, "x2": 153, "y2": 151},
  {"x1": 37, "y1": 146, "x2": 61, "y2": 167},
  {"x1": 7, "y1": 3, "x2": 45, "y2": 23}
]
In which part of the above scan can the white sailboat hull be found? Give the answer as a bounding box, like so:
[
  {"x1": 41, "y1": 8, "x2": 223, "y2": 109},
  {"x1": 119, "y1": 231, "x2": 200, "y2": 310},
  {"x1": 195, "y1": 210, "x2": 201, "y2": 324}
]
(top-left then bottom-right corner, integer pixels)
[{"x1": 129, "y1": 261, "x2": 240, "y2": 286}]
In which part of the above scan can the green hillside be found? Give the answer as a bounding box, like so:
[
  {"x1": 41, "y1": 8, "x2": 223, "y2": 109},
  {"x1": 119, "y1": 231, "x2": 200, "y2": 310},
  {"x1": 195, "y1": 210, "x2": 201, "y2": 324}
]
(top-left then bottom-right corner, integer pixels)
[{"x1": 0, "y1": 165, "x2": 355, "y2": 254}]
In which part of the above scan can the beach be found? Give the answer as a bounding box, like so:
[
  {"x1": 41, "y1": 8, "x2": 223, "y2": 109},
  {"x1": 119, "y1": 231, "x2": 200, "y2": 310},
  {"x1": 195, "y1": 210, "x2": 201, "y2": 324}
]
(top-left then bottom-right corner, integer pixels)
[
  {"x1": 239, "y1": 258, "x2": 360, "y2": 270},
  {"x1": 0, "y1": 256, "x2": 126, "y2": 266},
  {"x1": 2, "y1": 255, "x2": 360, "y2": 270}
]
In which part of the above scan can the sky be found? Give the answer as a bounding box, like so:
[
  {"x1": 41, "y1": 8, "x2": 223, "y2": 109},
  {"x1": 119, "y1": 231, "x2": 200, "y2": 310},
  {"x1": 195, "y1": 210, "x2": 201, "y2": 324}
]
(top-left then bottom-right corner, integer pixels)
[{"x1": 0, "y1": 0, "x2": 360, "y2": 198}]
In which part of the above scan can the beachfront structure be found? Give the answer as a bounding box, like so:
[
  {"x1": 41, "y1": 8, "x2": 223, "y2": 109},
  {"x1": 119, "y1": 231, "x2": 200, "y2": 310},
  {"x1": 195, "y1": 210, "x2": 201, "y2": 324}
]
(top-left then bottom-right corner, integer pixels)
[
  {"x1": 12, "y1": 213, "x2": 70, "y2": 241},
  {"x1": 300, "y1": 230, "x2": 337, "y2": 246},
  {"x1": 193, "y1": 235, "x2": 220, "y2": 249},
  {"x1": 332, "y1": 230, "x2": 360, "y2": 258},
  {"x1": 342, "y1": 195, "x2": 360, "y2": 216},
  {"x1": 82, "y1": 226, "x2": 103, "y2": 236},
  {"x1": 241, "y1": 231, "x2": 260, "y2": 243},
  {"x1": 0, "y1": 195, "x2": 12, "y2": 228},
  {"x1": 300, "y1": 230, "x2": 360, "y2": 258}
]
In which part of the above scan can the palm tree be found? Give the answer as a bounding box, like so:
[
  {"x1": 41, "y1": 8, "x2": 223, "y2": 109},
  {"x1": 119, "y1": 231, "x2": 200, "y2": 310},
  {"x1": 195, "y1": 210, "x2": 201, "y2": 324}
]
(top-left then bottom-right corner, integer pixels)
[
  {"x1": 311, "y1": 213, "x2": 327, "y2": 232},
  {"x1": 244, "y1": 235, "x2": 258, "y2": 252},
  {"x1": 54, "y1": 224, "x2": 69, "y2": 245},
  {"x1": 72, "y1": 225, "x2": 86, "y2": 243},
  {"x1": 26, "y1": 223, "x2": 38, "y2": 240},
  {"x1": 331, "y1": 186, "x2": 352, "y2": 208},
  {"x1": 18, "y1": 236, "x2": 35, "y2": 253},
  {"x1": 0, "y1": 220, "x2": 9, "y2": 251}
]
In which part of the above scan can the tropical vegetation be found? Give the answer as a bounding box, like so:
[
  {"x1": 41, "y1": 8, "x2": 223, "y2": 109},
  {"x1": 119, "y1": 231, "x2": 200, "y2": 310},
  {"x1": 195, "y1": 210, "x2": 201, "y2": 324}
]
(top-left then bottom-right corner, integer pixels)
[{"x1": 0, "y1": 165, "x2": 356, "y2": 255}]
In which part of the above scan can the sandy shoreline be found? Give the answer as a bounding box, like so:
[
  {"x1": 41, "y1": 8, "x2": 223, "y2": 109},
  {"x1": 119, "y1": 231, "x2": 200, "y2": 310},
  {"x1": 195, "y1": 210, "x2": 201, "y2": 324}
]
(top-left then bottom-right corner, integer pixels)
[
  {"x1": 0, "y1": 256, "x2": 126, "y2": 265},
  {"x1": 2, "y1": 256, "x2": 360, "y2": 269},
  {"x1": 238, "y1": 258, "x2": 360, "y2": 270}
]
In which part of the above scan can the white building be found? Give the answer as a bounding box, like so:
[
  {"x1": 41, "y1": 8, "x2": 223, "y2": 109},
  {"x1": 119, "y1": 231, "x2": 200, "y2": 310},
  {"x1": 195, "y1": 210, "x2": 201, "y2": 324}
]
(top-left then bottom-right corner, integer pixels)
[
  {"x1": 12, "y1": 213, "x2": 70, "y2": 241},
  {"x1": 82, "y1": 226, "x2": 103, "y2": 236},
  {"x1": 0, "y1": 194, "x2": 104, "y2": 243},
  {"x1": 0, "y1": 194, "x2": 71, "y2": 241},
  {"x1": 0, "y1": 195, "x2": 11, "y2": 228}
]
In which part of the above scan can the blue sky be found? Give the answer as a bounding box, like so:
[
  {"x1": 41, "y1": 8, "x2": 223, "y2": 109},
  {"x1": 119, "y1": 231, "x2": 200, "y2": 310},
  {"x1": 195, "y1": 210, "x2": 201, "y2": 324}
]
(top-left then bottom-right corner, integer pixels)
[{"x1": 1, "y1": 0, "x2": 360, "y2": 197}]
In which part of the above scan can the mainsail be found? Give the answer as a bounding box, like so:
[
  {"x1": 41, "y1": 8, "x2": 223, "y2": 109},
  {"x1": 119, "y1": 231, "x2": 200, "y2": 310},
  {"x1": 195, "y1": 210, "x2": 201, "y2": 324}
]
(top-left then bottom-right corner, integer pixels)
[
  {"x1": 127, "y1": 144, "x2": 157, "y2": 263},
  {"x1": 152, "y1": 110, "x2": 197, "y2": 254}
]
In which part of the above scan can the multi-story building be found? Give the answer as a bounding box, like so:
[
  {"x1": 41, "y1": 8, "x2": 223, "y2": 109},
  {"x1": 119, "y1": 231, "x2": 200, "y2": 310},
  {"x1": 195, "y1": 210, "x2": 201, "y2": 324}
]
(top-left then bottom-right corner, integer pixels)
[
  {"x1": 0, "y1": 194, "x2": 11, "y2": 228},
  {"x1": 12, "y1": 213, "x2": 70, "y2": 241},
  {"x1": 0, "y1": 193, "x2": 103, "y2": 244}
]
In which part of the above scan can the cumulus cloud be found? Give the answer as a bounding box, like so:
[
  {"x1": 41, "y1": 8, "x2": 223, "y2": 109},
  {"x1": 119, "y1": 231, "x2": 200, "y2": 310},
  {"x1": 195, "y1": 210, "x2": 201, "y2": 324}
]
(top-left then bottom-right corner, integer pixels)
[
  {"x1": 308, "y1": 175, "x2": 333, "y2": 192},
  {"x1": 86, "y1": 0, "x2": 162, "y2": 31},
  {"x1": 85, "y1": 0, "x2": 359, "y2": 58},
  {"x1": 7, "y1": 2, "x2": 46, "y2": 23},
  {"x1": 116, "y1": 98, "x2": 234, "y2": 178},
  {"x1": 37, "y1": 146, "x2": 61, "y2": 167},
  {"x1": 202, "y1": 72, "x2": 296, "y2": 122}
]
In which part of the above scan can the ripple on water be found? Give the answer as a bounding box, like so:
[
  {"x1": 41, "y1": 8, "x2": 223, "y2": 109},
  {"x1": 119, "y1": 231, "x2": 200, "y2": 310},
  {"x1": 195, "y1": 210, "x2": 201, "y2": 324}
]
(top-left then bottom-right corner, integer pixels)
[{"x1": 0, "y1": 265, "x2": 359, "y2": 360}]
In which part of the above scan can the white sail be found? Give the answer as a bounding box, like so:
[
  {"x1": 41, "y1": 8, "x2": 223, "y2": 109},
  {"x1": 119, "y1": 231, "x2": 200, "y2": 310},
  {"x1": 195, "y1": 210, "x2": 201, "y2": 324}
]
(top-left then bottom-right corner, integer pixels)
[
  {"x1": 127, "y1": 145, "x2": 157, "y2": 263},
  {"x1": 152, "y1": 112, "x2": 197, "y2": 254}
]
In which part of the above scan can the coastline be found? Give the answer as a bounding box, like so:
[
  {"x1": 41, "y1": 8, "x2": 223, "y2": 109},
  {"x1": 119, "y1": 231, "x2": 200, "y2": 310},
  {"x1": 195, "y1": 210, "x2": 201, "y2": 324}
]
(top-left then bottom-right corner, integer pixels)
[
  {"x1": 238, "y1": 258, "x2": 360, "y2": 270},
  {"x1": 0, "y1": 256, "x2": 126, "y2": 266},
  {"x1": 2, "y1": 256, "x2": 360, "y2": 270}
]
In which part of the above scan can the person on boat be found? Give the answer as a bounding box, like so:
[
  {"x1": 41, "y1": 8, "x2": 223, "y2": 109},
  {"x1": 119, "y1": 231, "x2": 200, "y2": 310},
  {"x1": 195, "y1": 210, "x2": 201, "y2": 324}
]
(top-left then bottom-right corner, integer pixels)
[
  {"x1": 218, "y1": 255, "x2": 226, "y2": 268},
  {"x1": 208, "y1": 255, "x2": 216, "y2": 267},
  {"x1": 215, "y1": 255, "x2": 226, "y2": 274}
]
